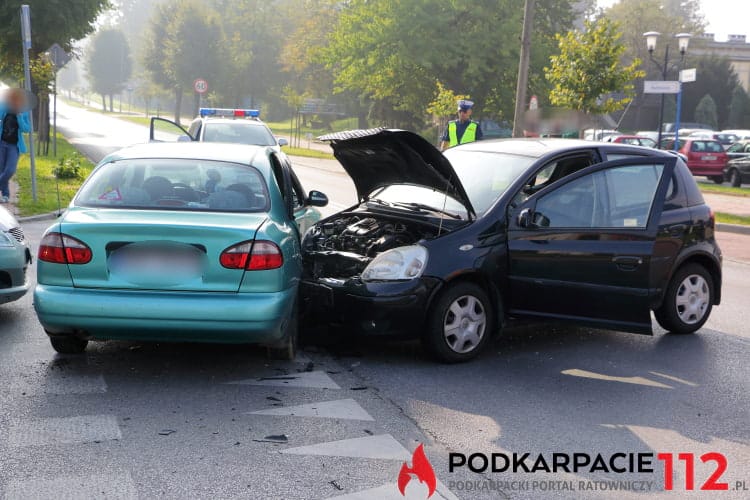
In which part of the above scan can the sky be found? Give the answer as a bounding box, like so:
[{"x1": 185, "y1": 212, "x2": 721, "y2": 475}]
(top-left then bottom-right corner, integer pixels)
[{"x1": 597, "y1": 0, "x2": 750, "y2": 41}]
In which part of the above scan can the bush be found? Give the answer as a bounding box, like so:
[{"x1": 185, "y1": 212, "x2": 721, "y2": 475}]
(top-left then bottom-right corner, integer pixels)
[{"x1": 53, "y1": 154, "x2": 84, "y2": 180}]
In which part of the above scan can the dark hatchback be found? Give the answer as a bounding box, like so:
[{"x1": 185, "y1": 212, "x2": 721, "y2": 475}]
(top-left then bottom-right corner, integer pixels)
[{"x1": 301, "y1": 130, "x2": 722, "y2": 362}]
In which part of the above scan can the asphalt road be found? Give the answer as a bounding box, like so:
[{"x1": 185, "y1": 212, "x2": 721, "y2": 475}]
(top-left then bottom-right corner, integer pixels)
[{"x1": 1, "y1": 103, "x2": 748, "y2": 499}]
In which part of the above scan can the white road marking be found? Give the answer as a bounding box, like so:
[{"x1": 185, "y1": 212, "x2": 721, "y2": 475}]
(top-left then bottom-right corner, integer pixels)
[
  {"x1": 227, "y1": 370, "x2": 341, "y2": 389},
  {"x1": 281, "y1": 434, "x2": 410, "y2": 460},
  {"x1": 3, "y1": 473, "x2": 137, "y2": 500},
  {"x1": 11, "y1": 373, "x2": 107, "y2": 395},
  {"x1": 324, "y1": 483, "x2": 452, "y2": 500},
  {"x1": 249, "y1": 398, "x2": 374, "y2": 421},
  {"x1": 8, "y1": 415, "x2": 122, "y2": 447},
  {"x1": 561, "y1": 368, "x2": 673, "y2": 388}
]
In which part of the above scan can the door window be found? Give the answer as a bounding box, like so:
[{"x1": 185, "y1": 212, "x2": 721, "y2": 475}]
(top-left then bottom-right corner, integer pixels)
[
  {"x1": 534, "y1": 164, "x2": 664, "y2": 228},
  {"x1": 512, "y1": 153, "x2": 596, "y2": 206}
]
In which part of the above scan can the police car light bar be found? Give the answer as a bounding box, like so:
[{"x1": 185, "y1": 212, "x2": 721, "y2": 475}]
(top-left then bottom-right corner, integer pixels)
[{"x1": 199, "y1": 108, "x2": 260, "y2": 118}]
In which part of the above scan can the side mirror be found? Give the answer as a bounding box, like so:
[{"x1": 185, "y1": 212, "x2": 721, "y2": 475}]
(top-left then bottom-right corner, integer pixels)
[
  {"x1": 518, "y1": 208, "x2": 532, "y2": 228},
  {"x1": 307, "y1": 190, "x2": 328, "y2": 207},
  {"x1": 277, "y1": 138, "x2": 288, "y2": 147}
]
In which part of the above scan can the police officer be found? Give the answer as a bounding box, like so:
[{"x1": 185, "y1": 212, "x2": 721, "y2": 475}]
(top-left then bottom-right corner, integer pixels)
[{"x1": 440, "y1": 99, "x2": 483, "y2": 151}]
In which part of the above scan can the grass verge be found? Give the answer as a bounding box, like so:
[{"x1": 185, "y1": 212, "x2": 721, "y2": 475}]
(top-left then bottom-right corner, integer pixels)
[
  {"x1": 696, "y1": 183, "x2": 749, "y2": 197},
  {"x1": 284, "y1": 146, "x2": 334, "y2": 160},
  {"x1": 15, "y1": 134, "x2": 94, "y2": 217},
  {"x1": 715, "y1": 212, "x2": 750, "y2": 226}
]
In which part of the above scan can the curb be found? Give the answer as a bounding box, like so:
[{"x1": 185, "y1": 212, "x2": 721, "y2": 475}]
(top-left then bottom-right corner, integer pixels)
[
  {"x1": 18, "y1": 211, "x2": 62, "y2": 223},
  {"x1": 716, "y1": 223, "x2": 750, "y2": 235}
]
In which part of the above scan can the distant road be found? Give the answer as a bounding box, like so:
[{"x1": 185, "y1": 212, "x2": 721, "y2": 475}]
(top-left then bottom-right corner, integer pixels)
[{"x1": 54, "y1": 100, "x2": 357, "y2": 215}]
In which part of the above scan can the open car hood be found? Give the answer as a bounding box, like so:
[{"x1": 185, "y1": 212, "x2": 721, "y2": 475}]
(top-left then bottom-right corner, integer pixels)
[{"x1": 318, "y1": 129, "x2": 475, "y2": 219}]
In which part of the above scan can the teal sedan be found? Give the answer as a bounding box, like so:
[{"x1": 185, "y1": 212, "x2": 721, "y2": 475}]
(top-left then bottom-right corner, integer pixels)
[{"x1": 34, "y1": 142, "x2": 327, "y2": 358}]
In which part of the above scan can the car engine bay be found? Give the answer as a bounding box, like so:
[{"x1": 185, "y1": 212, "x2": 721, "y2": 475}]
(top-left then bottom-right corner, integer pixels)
[{"x1": 302, "y1": 213, "x2": 438, "y2": 279}]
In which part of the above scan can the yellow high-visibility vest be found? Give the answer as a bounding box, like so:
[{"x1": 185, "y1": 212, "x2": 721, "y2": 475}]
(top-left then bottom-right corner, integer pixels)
[{"x1": 448, "y1": 121, "x2": 478, "y2": 147}]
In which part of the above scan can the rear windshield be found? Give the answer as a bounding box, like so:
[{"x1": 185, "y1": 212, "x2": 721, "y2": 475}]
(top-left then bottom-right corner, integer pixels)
[
  {"x1": 690, "y1": 141, "x2": 724, "y2": 153},
  {"x1": 75, "y1": 159, "x2": 269, "y2": 212},
  {"x1": 202, "y1": 122, "x2": 276, "y2": 146}
]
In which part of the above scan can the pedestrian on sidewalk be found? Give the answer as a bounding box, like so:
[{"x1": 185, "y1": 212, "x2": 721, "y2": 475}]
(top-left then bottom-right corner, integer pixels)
[
  {"x1": 0, "y1": 88, "x2": 32, "y2": 203},
  {"x1": 440, "y1": 99, "x2": 483, "y2": 151}
]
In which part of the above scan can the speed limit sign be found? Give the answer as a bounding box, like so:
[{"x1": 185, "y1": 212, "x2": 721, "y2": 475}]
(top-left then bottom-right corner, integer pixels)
[{"x1": 193, "y1": 78, "x2": 209, "y2": 94}]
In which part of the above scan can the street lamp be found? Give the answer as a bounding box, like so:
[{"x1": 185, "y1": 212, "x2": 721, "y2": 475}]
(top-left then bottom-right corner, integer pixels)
[{"x1": 644, "y1": 31, "x2": 691, "y2": 148}]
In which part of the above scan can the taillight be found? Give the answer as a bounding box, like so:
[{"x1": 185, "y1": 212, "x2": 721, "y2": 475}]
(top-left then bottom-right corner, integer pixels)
[
  {"x1": 38, "y1": 232, "x2": 92, "y2": 264},
  {"x1": 220, "y1": 240, "x2": 283, "y2": 270}
]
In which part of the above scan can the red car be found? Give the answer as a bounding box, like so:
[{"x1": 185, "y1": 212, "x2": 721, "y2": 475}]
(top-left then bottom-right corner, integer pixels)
[
  {"x1": 605, "y1": 135, "x2": 657, "y2": 148},
  {"x1": 662, "y1": 139, "x2": 727, "y2": 183}
]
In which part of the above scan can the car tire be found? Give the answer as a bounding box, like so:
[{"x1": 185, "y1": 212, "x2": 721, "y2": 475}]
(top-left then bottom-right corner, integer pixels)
[
  {"x1": 729, "y1": 169, "x2": 742, "y2": 188},
  {"x1": 268, "y1": 302, "x2": 298, "y2": 361},
  {"x1": 49, "y1": 336, "x2": 88, "y2": 354},
  {"x1": 422, "y1": 282, "x2": 494, "y2": 363},
  {"x1": 654, "y1": 264, "x2": 714, "y2": 335},
  {"x1": 711, "y1": 175, "x2": 724, "y2": 184}
]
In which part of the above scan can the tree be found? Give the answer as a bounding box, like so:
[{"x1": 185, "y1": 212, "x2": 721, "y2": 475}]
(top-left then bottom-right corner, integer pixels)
[
  {"x1": 728, "y1": 87, "x2": 750, "y2": 129},
  {"x1": 681, "y1": 57, "x2": 740, "y2": 130},
  {"x1": 545, "y1": 18, "x2": 645, "y2": 115},
  {"x1": 87, "y1": 29, "x2": 132, "y2": 111},
  {"x1": 694, "y1": 94, "x2": 718, "y2": 130}
]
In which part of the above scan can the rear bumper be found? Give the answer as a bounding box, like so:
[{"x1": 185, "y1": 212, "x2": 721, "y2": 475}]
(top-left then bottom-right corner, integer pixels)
[
  {"x1": 33, "y1": 284, "x2": 296, "y2": 344},
  {"x1": 1, "y1": 282, "x2": 30, "y2": 304}
]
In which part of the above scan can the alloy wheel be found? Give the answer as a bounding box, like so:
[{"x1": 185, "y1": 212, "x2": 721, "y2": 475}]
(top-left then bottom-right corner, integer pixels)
[{"x1": 443, "y1": 295, "x2": 487, "y2": 354}]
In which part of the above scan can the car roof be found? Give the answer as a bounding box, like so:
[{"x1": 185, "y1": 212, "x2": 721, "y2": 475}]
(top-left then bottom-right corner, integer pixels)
[
  {"x1": 450, "y1": 138, "x2": 670, "y2": 159},
  {"x1": 102, "y1": 142, "x2": 270, "y2": 170},
  {"x1": 197, "y1": 117, "x2": 268, "y2": 126}
]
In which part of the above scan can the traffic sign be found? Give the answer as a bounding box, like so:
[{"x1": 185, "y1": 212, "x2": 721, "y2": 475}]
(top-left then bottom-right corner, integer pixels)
[
  {"x1": 643, "y1": 80, "x2": 680, "y2": 94},
  {"x1": 46, "y1": 43, "x2": 71, "y2": 70},
  {"x1": 193, "y1": 78, "x2": 209, "y2": 94},
  {"x1": 680, "y1": 68, "x2": 697, "y2": 83}
]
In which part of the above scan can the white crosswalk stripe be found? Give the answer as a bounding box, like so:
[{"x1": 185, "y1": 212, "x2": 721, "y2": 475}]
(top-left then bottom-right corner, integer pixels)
[
  {"x1": 281, "y1": 434, "x2": 411, "y2": 460},
  {"x1": 7, "y1": 415, "x2": 122, "y2": 447},
  {"x1": 226, "y1": 370, "x2": 342, "y2": 389},
  {"x1": 249, "y1": 398, "x2": 374, "y2": 421},
  {"x1": 3, "y1": 472, "x2": 137, "y2": 500}
]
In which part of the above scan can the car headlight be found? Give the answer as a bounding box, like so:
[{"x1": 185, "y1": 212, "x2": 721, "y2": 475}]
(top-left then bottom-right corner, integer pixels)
[
  {"x1": 362, "y1": 245, "x2": 428, "y2": 282},
  {"x1": 0, "y1": 231, "x2": 14, "y2": 247}
]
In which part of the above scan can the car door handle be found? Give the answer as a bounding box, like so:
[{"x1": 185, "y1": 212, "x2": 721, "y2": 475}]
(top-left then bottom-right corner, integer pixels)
[
  {"x1": 668, "y1": 224, "x2": 687, "y2": 236},
  {"x1": 612, "y1": 256, "x2": 642, "y2": 271}
]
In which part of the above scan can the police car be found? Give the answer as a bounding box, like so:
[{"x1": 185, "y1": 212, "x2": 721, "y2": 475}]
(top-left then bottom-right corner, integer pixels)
[{"x1": 149, "y1": 108, "x2": 288, "y2": 151}]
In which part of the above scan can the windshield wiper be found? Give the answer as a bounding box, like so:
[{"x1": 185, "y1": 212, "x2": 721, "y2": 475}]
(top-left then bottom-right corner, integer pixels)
[{"x1": 391, "y1": 202, "x2": 462, "y2": 219}]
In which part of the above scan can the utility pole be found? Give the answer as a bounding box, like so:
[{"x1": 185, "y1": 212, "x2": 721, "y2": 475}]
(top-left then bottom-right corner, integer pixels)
[
  {"x1": 512, "y1": 0, "x2": 535, "y2": 138},
  {"x1": 20, "y1": 5, "x2": 37, "y2": 201}
]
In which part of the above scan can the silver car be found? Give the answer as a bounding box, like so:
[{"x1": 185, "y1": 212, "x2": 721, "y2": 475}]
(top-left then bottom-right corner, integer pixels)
[{"x1": 0, "y1": 205, "x2": 31, "y2": 304}]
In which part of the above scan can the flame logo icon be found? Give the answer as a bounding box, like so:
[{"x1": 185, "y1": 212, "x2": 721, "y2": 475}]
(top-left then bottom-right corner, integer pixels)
[{"x1": 398, "y1": 443, "x2": 437, "y2": 498}]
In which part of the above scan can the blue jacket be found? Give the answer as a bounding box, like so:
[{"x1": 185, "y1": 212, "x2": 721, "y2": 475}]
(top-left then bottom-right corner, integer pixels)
[{"x1": 0, "y1": 104, "x2": 31, "y2": 153}]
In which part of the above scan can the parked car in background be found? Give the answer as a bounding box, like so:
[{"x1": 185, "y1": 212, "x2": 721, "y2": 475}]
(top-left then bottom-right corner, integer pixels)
[
  {"x1": 726, "y1": 140, "x2": 750, "y2": 161},
  {"x1": 724, "y1": 156, "x2": 750, "y2": 187},
  {"x1": 583, "y1": 129, "x2": 618, "y2": 141},
  {"x1": 636, "y1": 131, "x2": 659, "y2": 143},
  {"x1": 722, "y1": 129, "x2": 750, "y2": 141},
  {"x1": 479, "y1": 119, "x2": 512, "y2": 139},
  {"x1": 603, "y1": 135, "x2": 657, "y2": 148},
  {"x1": 688, "y1": 131, "x2": 738, "y2": 149},
  {"x1": 662, "y1": 138, "x2": 728, "y2": 183},
  {"x1": 0, "y1": 205, "x2": 31, "y2": 305},
  {"x1": 663, "y1": 122, "x2": 713, "y2": 134},
  {"x1": 302, "y1": 130, "x2": 722, "y2": 362},
  {"x1": 34, "y1": 142, "x2": 327, "y2": 357}
]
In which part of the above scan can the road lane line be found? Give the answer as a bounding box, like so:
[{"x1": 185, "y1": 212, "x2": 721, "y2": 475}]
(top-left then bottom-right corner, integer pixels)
[
  {"x1": 8, "y1": 415, "x2": 122, "y2": 447},
  {"x1": 3, "y1": 472, "x2": 137, "y2": 500},
  {"x1": 226, "y1": 370, "x2": 341, "y2": 389},
  {"x1": 280, "y1": 434, "x2": 410, "y2": 460},
  {"x1": 249, "y1": 398, "x2": 374, "y2": 421}
]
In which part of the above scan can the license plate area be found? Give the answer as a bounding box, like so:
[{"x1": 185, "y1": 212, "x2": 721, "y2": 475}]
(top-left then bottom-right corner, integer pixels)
[
  {"x1": 107, "y1": 242, "x2": 206, "y2": 285},
  {"x1": 701, "y1": 155, "x2": 717, "y2": 161}
]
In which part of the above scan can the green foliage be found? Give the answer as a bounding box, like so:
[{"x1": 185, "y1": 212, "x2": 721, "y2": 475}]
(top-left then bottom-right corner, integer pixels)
[
  {"x1": 426, "y1": 83, "x2": 470, "y2": 120},
  {"x1": 545, "y1": 18, "x2": 645, "y2": 115},
  {"x1": 681, "y1": 57, "x2": 741, "y2": 130},
  {"x1": 86, "y1": 29, "x2": 132, "y2": 102},
  {"x1": 53, "y1": 154, "x2": 85, "y2": 180},
  {"x1": 0, "y1": 0, "x2": 109, "y2": 75},
  {"x1": 728, "y1": 87, "x2": 750, "y2": 129},
  {"x1": 694, "y1": 94, "x2": 718, "y2": 130}
]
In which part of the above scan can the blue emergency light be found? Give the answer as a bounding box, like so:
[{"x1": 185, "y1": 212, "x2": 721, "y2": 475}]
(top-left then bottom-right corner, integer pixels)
[{"x1": 199, "y1": 108, "x2": 260, "y2": 118}]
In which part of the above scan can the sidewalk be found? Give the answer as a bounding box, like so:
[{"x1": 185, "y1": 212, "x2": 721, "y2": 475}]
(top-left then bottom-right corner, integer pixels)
[
  {"x1": 702, "y1": 192, "x2": 750, "y2": 217},
  {"x1": 716, "y1": 231, "x2": 750, "y2": 264}
]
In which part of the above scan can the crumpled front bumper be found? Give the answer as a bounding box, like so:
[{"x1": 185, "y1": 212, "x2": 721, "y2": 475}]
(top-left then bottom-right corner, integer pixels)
[{"x1": 300, "y1": 276, "x2": 442, "y2": 337}]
